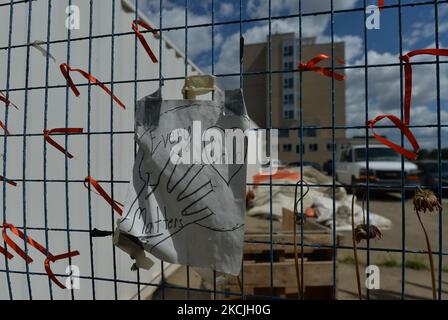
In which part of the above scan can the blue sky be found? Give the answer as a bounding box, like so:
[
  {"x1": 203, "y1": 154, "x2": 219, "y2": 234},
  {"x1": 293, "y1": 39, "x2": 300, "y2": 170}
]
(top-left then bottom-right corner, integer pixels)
[{"x1": 135, "y1": 0, "x2": 448, "y2": 149}]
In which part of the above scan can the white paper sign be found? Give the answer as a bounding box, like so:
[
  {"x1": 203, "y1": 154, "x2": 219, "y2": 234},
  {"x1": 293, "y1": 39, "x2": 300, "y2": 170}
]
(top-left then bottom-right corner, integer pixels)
[{"x1": 119, "y1": 89, "x2": 249, "y2": 275}]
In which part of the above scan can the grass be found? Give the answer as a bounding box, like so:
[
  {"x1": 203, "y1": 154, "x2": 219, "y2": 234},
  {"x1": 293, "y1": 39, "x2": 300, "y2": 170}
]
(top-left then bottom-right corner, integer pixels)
[
  {"x1": 405, "y1": 259, "x2": 427, "y2": 270},
  {"x1": 378, "y1": 257, "x2": 400, "y2": 268},
  {"x1": 339, "y1": 256, "x2": 356, "y2": 265},
  {"x1": 339, "y1": 255, "x2": 430, "y2": 271}
]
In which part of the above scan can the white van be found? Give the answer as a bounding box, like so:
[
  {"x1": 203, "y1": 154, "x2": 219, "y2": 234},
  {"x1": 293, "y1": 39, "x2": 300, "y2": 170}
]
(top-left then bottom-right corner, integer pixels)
[{"x1": 335, "y1": 144, "x2": 420, "y2": 195}]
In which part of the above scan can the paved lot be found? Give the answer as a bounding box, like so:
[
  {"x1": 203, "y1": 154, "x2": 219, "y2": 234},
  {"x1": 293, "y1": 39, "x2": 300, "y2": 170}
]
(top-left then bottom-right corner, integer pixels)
[
  {"x1": 337, "y1": 193, "x2": 448, "y2": 300},
  {"x1": 153, "y1": 191, "x2": 448, "y2": 300}
]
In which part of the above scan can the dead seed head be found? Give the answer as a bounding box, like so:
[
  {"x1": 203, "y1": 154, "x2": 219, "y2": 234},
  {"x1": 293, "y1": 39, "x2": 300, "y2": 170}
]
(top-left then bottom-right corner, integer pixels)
[
  {"x1": 354, "y1": 224, "x2": 382, "y2": 243},
  {"x1": 413, "y1": 188, "x2": 442, "y2": 213}
]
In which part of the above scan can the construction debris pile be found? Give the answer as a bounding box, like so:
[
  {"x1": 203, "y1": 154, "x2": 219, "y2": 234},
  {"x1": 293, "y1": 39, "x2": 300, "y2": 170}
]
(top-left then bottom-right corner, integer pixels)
[{"x1": 246, "y1": 166, "x2": 392, "y2": 232}]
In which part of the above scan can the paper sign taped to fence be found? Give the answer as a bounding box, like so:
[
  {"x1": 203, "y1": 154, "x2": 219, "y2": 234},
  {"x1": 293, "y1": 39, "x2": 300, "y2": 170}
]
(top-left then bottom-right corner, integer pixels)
[{"x1": 119, "y1": 88, "x2": 249, "y2": 275}]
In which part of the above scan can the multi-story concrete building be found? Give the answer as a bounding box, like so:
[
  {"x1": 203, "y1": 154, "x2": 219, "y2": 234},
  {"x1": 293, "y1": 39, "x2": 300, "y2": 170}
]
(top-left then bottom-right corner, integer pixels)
[{"x1": 243, "y1": 33, "x2": 346, "y2": 167}]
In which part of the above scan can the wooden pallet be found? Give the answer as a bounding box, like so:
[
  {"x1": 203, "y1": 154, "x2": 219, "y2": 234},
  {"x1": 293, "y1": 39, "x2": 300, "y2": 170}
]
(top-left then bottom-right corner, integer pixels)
[{"x1": 222, "y1": 210, "x2": 337, "y2": 299}]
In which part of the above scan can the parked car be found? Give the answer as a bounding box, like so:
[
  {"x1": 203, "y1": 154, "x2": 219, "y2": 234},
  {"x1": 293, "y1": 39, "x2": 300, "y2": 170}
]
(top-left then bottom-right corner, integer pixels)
[
  {"x1": 288, "y1": 161, "x2": 322, "y2": 172},
  {"x1": 335, "y1": 144, "x2": 420, "y2": 196},
  {"x1": 416, "y1": 160, "x2": 448, "y2": 196}
]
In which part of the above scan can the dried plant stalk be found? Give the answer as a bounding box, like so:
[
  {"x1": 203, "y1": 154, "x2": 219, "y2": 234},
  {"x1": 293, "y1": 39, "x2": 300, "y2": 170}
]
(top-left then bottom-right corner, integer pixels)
[
  {"x1": 413, "y1": 187, "x2": 441, "y2": 300},
  {"x1": 293, "y1": 180, "x2": 309, "y2": 299},
  {"x1": 351, "y1": 193, "x2": 362, "y2": 300},
  {"x1": 293, "y1": 209, "x2": 303, "y2": 299},
  {"x1": 415, "y1": 210, "x2": 436, "y2": 300}
]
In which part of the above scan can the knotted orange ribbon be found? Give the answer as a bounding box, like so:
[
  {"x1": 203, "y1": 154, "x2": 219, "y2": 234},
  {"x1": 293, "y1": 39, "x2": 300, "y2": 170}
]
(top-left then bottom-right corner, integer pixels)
[
  {"x1": 298, "y1": 54, "x2": 346, "y2": 81},
  {"x1": 2, "y1": 223, "x2": 80, "y2": 288},
  {"x1": 400, "y1": 49, "x2": 448, "y2": 126},
  {"x1": 0, "y1": 92, "x2": 18, "y2": 110},
  {"x1": 0, "y1": 175, "x2": 17, "y2": 187},
  {"x1": 60, "y1": 63, "x2": 126, "y2": 110},
  {"x1": 83, "y1": 176, "x2": 123, "y2": 215},
  {"x1": 0, "y1": 122, "x2": 10, "y2": 135},
  {"x1": 132, "y1": 19, "x2": 159, "y2": 63},
  {"x1": 0, "y1": 244, "x2": 13, "y2": 260},
  {"x1": 2, "y1": 223, "x2": 50, "y2": 263},
  {"x1": 44, "y1": 250, "x2": 80, "y2": 289},
  {"x1": 44, "y1": 128, "x2": 84, "y2": 158},
  {"x1": 367, "y1": 114, "x2": 420, "y2": 160},
  {"x1": 0, "y1": 91, "x2": 17, "y2": 134}
]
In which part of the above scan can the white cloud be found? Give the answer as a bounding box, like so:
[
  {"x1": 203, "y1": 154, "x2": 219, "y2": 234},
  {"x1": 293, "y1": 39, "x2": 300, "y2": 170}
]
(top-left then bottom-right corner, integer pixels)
[
  {"x1": 139, "y1": 1, "x2": 213, "y2": 60},
  {"x1": 404, "y1": 6, "x2": 448, "y2": 47},
  {"x1": 219, "y1": 2, "x2": 234, "y2": 17},
  {"x1": 246, "y1": 0, "x2": 359, "y2": 19},
  {"x1": 346, "y1": 48, "x2": 448, "y2": 148},
  {"x1": 215, "y1": 12, "x2": 357, "y2": 88}
]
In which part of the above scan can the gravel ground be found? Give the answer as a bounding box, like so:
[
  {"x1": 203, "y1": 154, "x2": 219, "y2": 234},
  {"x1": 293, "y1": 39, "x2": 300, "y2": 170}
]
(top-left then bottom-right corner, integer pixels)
[{"x1": 337, "y1": 192, "x2": 448, "y2": 300}]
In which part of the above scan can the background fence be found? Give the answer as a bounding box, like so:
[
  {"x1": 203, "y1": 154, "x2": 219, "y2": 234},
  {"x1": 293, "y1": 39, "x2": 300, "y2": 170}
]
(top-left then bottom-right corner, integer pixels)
[{"x1": 0, "y1": 0, "x2": 447, "y2": 300}]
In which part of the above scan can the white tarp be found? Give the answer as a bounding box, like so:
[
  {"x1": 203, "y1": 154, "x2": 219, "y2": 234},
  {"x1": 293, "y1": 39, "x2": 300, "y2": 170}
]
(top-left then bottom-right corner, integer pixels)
[{"x1": 247, "y1": 166, "x2": 392, "y2": 231}]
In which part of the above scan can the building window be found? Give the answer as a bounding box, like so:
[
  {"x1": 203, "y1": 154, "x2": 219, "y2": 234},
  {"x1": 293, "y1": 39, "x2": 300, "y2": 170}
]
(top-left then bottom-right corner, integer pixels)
[
  {"x1": 283, "y1": 45, "x2": 293, "y2": 57},
  {"x1": 309, "y1": 143, "x2": 318, "y2": 152},
  {"x1": 279, "y1": 129, "x2": 289, "y2": 138},
  {"x1": 283, "y1": 94, "x2": 294, "y2": 105},
  {"x1": 283, "y1": 110, "x2": 294, "y2": 120},
  {"x1": 282, "y1": 144, "x2": 292, "y2": 152},
  {"x1": 283, "y1": 78, "x2": 294, "y2": 89},
  {"x1": 299, "y1": 128, "x2": 317, "y2": 137},
  {"x1": 296, "y1": 144, "x2": 305, "y2": 154},
  {"x1": 327, "y1": 143, "x2": 334, "y2": 151},
  {"x1": 283, "y1": 61, "x2": 294, "y2": 70}
]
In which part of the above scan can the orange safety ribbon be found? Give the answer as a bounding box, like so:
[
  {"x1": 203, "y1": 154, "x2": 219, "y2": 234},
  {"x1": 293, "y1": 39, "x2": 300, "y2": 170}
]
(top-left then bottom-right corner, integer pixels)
[
  {"x1": 367, "y1": 114, "x2": 420, "y2": 160},
  {"x1": 0, "y1": 121, "x2": 10, "y2": 135},
  {"x1": 378, "y1": 0, "x2": 384, "y2": 11},
  {"x1": 0, "y1": 91, "x2": 18, "y2": 109},
  {"x1": 60, "y1": 63, "x2": 126, "y2": 110},
  {"x1": 132, "y1": 19, "x2": 159, "y2": 63},
  {"x1": 44, "y1": 128, "x2": 84, "y2": 158},
  {"x1": 399, "y1": 49, "x2": 448, "y2": 126},
  {"x1": 0, "y1": 244, "x2": 13, "y2": 260},
  {"x1": 2, "y1": 223, "x2": 51, "y2": 263},
  {"x1": 44, "y1": 250, "x2": 80, "y2": 289},
  {"x1": 298, "y1": 54, "x2": 346, "y2": 81},
  {"x1": 2, "y1": 223, "x2": 80, "y2": 289},
  {"x1": 84, "y1": 176, "x2": 123, "y2": 215},
  {"x1": 0, "y1": 175, "x2": 17, "y2": 187}
]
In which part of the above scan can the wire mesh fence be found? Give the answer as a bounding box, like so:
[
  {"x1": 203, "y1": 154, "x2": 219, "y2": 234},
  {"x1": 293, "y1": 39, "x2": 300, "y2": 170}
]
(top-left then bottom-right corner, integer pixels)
[{"x1": 0, "y1": 0, "x2": 447, "y2": 300}]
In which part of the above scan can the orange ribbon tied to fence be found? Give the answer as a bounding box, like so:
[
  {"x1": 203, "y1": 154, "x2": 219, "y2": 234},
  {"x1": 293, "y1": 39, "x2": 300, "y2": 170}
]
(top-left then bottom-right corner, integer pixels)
[
  {"x1": 1, "y1": 91, "x2": 18, "y2": 134},
  {"x1": 367, "y1": 114, "x2": 420, "y2": 160},
  {"x1": 2, "y1": 223, "x2": 80, "y2": 289},
  {"x1": 0, "y1": 121, "x2": 10, "y2": 135},
  {"x1": 84, "y1": 176, "x2": 123, "y2": 215},
  {"x1": 399, "y1": 49, "x2": 448, "y2": 126},
  {"x1": 2, "y1": 223, "x2": 50, "y2": 263},
  {"x1": 298, "y1": 54, "x2": 346, "y2": 81},
  {"x1": 44, "y1": 250, "x2": 80, "y2": 289},
  {"x1": 132, "y1": 19, "x2": 159, "y2": 63},
  {"x1": 0, "y1": 244, "x2": 13, "y2": 260},
  {"x1": 44, "y1": 128, "x2": 84, "y2": 158},
  {"x1": 60, "y1": 63, "x2": 126, "y2": 110},
  {"x1": 0, "y1": 175, "x2": 17, "y2": 187},
  {"x1": 0, "y1": 91, "x2": 18, "y2": 110}
]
